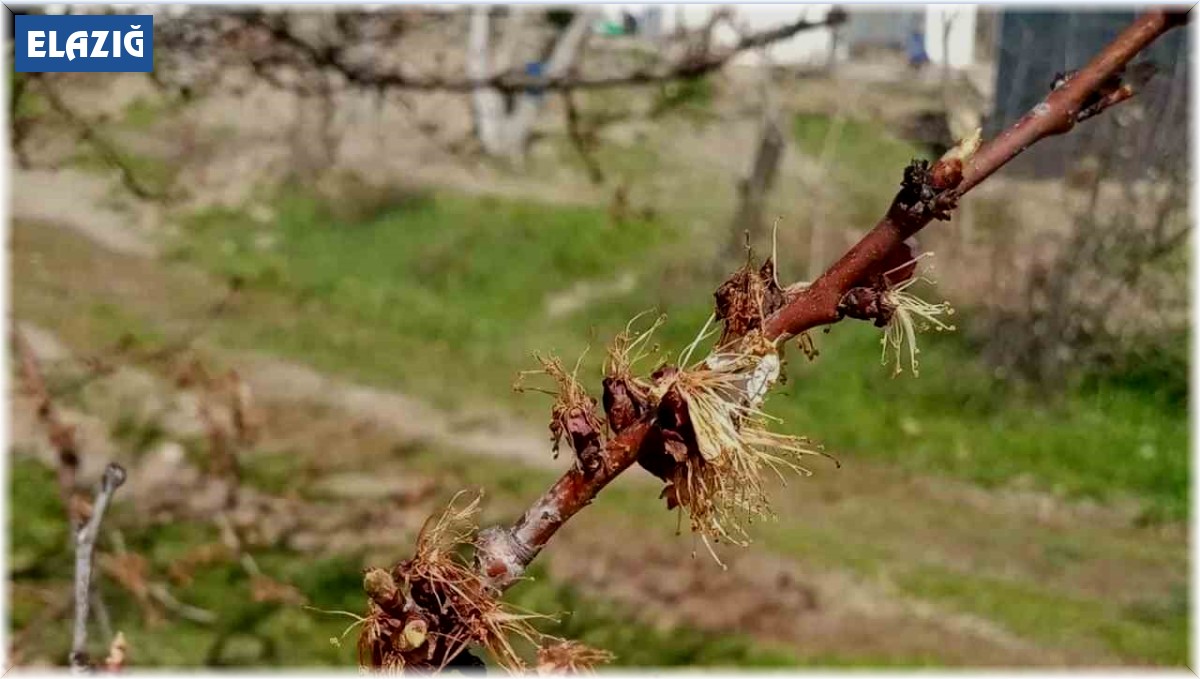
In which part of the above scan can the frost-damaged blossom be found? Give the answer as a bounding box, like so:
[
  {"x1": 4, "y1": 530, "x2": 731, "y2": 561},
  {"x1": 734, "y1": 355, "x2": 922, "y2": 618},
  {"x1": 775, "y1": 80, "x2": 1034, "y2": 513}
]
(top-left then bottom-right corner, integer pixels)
[
  {"x1": 878, "y1": 256, "x2": 957, "y2": 377},
  {"x1": 601, "y1": 312, "x2": 664, "y2": 431},
  {"x1": 356, "y1": 493, "x2": 606, "y2": 672},
  {"x1": 647, "y1": 321, "x2": 834, "y2": 563},
  {"x1": 600, "y1": 250, "x2": 839, "y2": 563},
  {"x1": 514, "y1": 352, "x2": 606, "y2": 473}
]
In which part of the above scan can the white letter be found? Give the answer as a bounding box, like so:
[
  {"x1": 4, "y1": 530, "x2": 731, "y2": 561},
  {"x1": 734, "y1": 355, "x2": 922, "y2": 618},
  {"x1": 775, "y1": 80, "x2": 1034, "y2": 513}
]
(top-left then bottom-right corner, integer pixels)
[
  {"x1": 112, "y1": 30, "x2": 120, "y2": 57},
  {"x1": 48, "y1": 31, "x2": 65, "y2": 58},
  {"x1": 123, "y1": 25, "x2": 142, "y2": 58},
  {"x1": 64, "y1": 30, "x2": 87, "y2": 61},
  {"x1": 90, "y1": 30, "x2": 108, "y2": 58},
  {"x1": 27, "y1": 30, "x2": 45, "y2": 58}
]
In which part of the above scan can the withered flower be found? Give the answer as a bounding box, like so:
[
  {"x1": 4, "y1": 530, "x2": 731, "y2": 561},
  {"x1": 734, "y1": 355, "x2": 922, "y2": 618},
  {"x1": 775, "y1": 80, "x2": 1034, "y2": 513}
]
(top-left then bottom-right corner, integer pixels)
[{"x1": 877, "y1": 256, "x2": 957, "y2": 377}]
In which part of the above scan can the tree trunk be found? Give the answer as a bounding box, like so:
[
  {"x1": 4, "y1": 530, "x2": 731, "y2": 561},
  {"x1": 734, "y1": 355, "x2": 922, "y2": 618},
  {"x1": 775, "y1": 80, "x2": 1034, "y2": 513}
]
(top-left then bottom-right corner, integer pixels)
[
  {"x1": 726, "y1": 114, "x2": 785, "y2": 261},
  {"x1": 468, "y1": 7, "x2": 507, "y2": 157}
]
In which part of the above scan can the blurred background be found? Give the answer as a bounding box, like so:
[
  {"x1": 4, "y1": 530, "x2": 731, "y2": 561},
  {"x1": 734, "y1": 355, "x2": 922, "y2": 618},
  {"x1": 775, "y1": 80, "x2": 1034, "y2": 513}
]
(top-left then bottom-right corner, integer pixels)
[{"x1": 8, "y1": 3, "x2": 1189, "y2": 668}]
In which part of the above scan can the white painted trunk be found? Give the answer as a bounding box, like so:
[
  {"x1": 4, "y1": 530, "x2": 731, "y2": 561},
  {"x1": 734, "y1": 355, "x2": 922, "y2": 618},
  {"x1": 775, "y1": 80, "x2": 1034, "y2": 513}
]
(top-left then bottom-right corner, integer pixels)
[
  {"x1": 504, "y1": 10, "x2": 594, "y2": 159},
  {"x1": 468, "y1": 6, "x2": 508, "y2": 157},
  {"x1": 467, "y1": 8, "x2": 595, "y2": 160}
]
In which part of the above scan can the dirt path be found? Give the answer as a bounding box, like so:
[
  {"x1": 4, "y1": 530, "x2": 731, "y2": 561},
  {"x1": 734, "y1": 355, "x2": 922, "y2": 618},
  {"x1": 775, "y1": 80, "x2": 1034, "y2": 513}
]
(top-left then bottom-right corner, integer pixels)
[
  {"x1": 234, "y1": 355, "x2": 559, "y2": 469},
  {"x1": 11, "y1": 168, "x2": 158, "y2": 257}
]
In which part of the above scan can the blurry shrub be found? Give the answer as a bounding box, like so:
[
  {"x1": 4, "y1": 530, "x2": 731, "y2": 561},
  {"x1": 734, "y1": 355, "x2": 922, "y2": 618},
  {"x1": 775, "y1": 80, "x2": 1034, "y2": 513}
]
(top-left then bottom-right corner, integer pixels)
[
  {"x1": 1082, "y1": 327, "x2": 1187, "y2": 406},
  {"x1": 971, "y1": 158, "x2": 1188, "y2": 404},
  {"x1": 968, "y1": 54, "x2": 1189, "y2": 402},
  {"x1": 544, "y1": 8, "x2": 577, "y2": 30}
]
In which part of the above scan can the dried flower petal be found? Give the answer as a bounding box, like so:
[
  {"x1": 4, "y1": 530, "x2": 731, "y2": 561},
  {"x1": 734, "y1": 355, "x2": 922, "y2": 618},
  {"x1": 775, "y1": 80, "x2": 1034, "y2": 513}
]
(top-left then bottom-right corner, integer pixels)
[
  {"x1": 878, "y1": 259, "x2": 957, "y2": 377},
  {"x1": 650, "y1": 329, "x2": 832, "y2": 555}
]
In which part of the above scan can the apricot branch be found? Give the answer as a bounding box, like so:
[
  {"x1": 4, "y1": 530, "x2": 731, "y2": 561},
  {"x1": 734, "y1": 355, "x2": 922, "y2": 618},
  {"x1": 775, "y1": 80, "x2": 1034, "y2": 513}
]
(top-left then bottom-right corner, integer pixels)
[
  {"x1": 762, "y1": 8, "x2": 1187, "y2": 341},
  {"x1": 366, "y1": 9, "x2": 1186, "y2": 670},
  {"x1": 479, "y1": 2, "x2": 1186, "y2": 597}
]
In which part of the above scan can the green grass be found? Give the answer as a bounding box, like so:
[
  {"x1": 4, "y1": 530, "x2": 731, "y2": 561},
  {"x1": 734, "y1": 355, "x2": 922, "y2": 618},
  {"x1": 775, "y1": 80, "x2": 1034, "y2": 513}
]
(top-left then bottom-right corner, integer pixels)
[
  {"x1": 651, "y1": 76, "x2": 716, "y2": 121},
  {"x1": 170, "y1": 187, "x2": 673, "y2": 408},
  {"x1": 120, "y1": 96, "x2": 178, "y2": 131},
  {"x1": 9, "y1": 439, "x2": 1186, "y2": 666},
  {"x1": 376, "y1": 445, "x2": 1189, "y2": 665},
  {"x1": 15, "y1": 173, "x2": 1188, "y2": 517},
  {"x1": 900, "y1": 566, "x2": 1189, "y2": 665},
  {"x1": 792, "y1": 112, "x2": 924, "y2": 184},
  {"x1": 13, "y1": 72, "x2": 49, "y2": 120},
  {"x1": 768, "y1": 325, "x2": 1188, "y2": 519},
  {"x1": 10, "y1": 456, "x2": 71, "y2": 578}
]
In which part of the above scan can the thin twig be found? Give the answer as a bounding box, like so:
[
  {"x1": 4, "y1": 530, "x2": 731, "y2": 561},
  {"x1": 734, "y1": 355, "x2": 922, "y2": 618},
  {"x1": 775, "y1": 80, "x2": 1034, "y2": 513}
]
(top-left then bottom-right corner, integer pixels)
[
  {"x1": 70, "y1": 463, "x2": 127, "y2": 672},
  {"x1": 562, "y1": 89, "x2": 605, "y2": 185},
  {"x1": 109, "y1": 529, "x2": 219, "y2": 626},
  {"x1": 145, "y1": 584, "x2": 219, "y2": 625},
  {"x1": 44, "y1": 279, "x2": 242, "y2": 403}
]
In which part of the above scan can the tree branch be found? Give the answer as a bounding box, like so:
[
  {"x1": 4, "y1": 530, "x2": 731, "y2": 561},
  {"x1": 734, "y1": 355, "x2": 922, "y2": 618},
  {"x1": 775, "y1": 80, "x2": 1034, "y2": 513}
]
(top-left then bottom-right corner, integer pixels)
[
  {"x1": 761, "y1": 8, "x2": 1186, "y2": 341},
  {"x1": 474, "y1": 7, "x2": 1186, "y2": 591},
  {"x1": 227, "y1": 9, "x2": 845, "y2": 94},
  {"x1": 70, "y1": 463, "x2": 127, "y2": 672},
  {"x1": 34, "y1": 76, "x2": 165, "y2": 201},
  {"x1": 562, "y1": 88, "x2": 606, "y2": 184}
]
